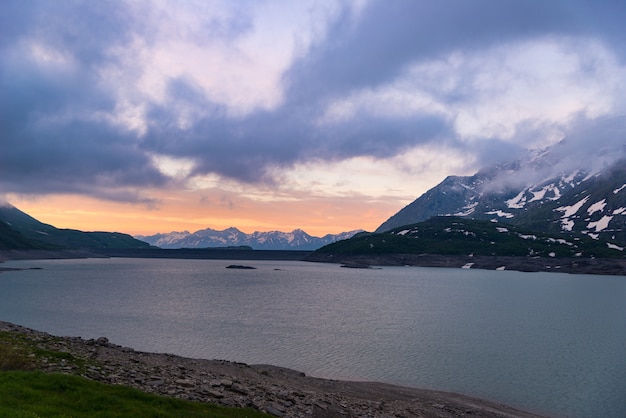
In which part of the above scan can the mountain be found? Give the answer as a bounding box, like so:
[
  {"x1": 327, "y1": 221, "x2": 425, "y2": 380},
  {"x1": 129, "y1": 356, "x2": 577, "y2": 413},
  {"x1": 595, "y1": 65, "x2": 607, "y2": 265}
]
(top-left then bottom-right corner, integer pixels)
[
  {"x1": 0, "y1": 204, "x2": 152, "y2": 249},
  {"x1": 376, "y1": 140, "x2": 626, "y2": 249},
  {"x1": 136, "y1": 227, "x2": 363, "y2": 250},
  {"x1": 308, "y1": 216, "x2": 626, "y2": 275}
]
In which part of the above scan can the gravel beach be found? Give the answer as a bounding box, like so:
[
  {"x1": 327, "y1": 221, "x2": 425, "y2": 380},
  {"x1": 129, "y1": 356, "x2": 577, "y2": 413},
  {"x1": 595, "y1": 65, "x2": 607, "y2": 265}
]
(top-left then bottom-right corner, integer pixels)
[{"x1": 0, "y1": 321, "x2": 545, "y2": 418}]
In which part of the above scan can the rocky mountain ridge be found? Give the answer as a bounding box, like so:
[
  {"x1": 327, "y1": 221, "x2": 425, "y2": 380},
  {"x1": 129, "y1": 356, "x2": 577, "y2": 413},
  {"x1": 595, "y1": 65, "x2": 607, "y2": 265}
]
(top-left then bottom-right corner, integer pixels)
[{"x1": 136, "y1": 227, "x2": 362, "y2": 251}]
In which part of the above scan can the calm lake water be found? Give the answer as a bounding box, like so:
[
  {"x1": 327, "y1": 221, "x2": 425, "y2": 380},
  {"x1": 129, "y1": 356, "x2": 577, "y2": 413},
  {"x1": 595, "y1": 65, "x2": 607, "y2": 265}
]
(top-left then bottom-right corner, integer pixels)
[{"x1": 1, "y1": 258, "x2": 625, "y2": 417}]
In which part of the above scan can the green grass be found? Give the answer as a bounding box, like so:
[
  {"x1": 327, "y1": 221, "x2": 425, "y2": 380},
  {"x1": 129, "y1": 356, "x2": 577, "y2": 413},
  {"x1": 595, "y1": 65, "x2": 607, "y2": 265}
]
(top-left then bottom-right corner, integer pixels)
[
  {"x1": 0, "y1": 334, "x2": 269, "y2": 417},
  {"x1": 0, "y1": 371, "x2": 269, "y2": 418},
  {"x1": 0, "y1": 343, "x2": 34, "y2": 371},
  {"x1": 0, "y1": 331, "x2": 77, "y2": 372}
]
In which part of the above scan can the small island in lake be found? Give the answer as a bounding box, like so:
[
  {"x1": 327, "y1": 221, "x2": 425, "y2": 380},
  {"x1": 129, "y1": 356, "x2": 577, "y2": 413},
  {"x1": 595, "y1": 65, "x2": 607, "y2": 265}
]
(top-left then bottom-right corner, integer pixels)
[{"x1": 226, "y1": 264, "x2": 256, "y2": 269}]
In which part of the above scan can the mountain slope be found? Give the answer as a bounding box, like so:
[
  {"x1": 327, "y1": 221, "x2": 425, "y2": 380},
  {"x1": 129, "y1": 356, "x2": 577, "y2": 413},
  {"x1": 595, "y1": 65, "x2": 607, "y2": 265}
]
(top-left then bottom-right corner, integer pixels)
[
  {"x1": 377, "y1": 141, "x2": 626, "y2": 248},
  {"x1": 0, "y1": 204, "x2": 152, "y2": 249},
  {"x1": 319, "y1": 217, "x2": 623, "y2": 259},
  {"x1": 0, "y1": 220, "x2": 42, "y2": 249},
  {"x1": 136, "y1": 228, "x2": 362, "y2": 250},
  {"x1": 512, "y1": 163, "x2": 626, "y2": 240}
]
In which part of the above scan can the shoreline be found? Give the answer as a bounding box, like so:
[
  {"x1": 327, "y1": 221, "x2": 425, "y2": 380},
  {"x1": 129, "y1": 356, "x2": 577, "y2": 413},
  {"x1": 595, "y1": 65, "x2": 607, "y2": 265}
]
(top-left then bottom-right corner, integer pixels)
[
  {"x1": 1, "y1": 321, "x2": 545, "y2": 417},
  {"x1": 305, "y1": 253, "x2": 626, "y2": 276},
  {"x1": 2, "y1": 248, "x2": 626, "y2": 276}
]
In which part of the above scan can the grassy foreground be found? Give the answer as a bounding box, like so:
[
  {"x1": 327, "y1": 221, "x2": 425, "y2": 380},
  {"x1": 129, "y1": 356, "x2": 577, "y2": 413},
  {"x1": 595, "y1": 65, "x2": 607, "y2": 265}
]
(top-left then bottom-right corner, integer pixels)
[
  {"x1": 0, "y1": 338, "x2": 268, "y2": 418},
  {"x1": 0, "y1": 371, "x2": 269, "y2": 418}
]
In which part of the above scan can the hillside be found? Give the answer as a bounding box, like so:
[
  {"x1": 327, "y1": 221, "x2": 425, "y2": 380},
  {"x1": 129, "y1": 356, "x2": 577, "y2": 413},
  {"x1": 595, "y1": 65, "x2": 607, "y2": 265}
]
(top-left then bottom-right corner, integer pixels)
[
  {"x1": 309, "y1": 217, "x2": 626, "y2": 274},
  {"x1": 0, "y1": 204, "x2": 152, "y2": 250},
  {"x1": 318, "y1": 217, "x2": 623, "y2": 258},
  {"x1": 0, "y1": 220, "x2": 41, "y2": 250}
]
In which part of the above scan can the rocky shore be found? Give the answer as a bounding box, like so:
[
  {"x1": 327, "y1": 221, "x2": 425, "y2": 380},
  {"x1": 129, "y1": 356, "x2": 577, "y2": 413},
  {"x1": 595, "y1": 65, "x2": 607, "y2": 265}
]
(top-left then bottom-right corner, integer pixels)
[{"x1": 0, "y1": 321, "x2": 544, "y2": 418}]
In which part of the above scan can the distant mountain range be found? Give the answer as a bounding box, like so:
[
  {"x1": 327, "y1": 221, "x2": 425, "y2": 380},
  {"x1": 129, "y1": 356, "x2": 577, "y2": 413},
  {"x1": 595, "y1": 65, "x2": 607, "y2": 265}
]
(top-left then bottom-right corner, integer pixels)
[
  {"x1": 376, "y1": 140, "x2": 626, "y2": 250},
  {"x1": 0, "y1": 204, "x2": 152, "y2": 250},
  {"x1": 136, "y1": 228, "x2": 363, "y2": 251},
  {"x1": 0, "y1": 202, "x2": 360, "y2": 252}
]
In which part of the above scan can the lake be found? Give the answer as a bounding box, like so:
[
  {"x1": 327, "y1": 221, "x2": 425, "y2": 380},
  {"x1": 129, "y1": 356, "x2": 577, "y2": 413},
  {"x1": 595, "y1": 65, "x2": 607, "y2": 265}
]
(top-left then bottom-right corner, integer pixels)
[{"x1": 1, "y1": 258, "x2": 625, "y2": 417}]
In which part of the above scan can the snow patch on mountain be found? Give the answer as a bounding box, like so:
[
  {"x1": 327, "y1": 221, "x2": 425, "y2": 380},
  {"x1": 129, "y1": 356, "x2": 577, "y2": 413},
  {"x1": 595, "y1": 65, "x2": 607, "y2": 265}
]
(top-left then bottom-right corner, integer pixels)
[
  {"x1": 529, "y1": 186, "x2": 547, "y2": 202},
  {"x1": 486, "y1": 210, "x2": 514, "y2": 219},
  {"x1": 451, "y1": 202, "x2": 478, "y2": 216},
  {"x1": 505, "y1": 190, "x2": 526, "y2": 209},
  {"x1": 557, "y1": 196, "x2": 590, "y2": 218},
  {"x1": 561, "y1": 219, "x2": 575, "y2": 232},
  {"x1": 613, "y1": 184, "x2": 626, "y2": 194},
  {"x1": 530, "y1": 184, "x2": 561, "y2": 202},
  {"x1": 588, "y1": 215, "x2": 613, "y2": 232},
  {"x1": 587, "y1": 199, "x2": 607, "y2": 215},
  {"x1": 518, "y1": 234, "x2": 537, "y2": 240}
]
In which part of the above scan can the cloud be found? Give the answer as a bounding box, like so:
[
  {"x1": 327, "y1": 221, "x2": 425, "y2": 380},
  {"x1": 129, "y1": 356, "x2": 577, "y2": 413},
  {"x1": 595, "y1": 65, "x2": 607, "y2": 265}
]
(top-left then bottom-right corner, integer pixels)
[
  {"x1": 0, "y1": 0, "x2": 166, "y2": 201},
  {"x1": 478, "y1": 115, "x2": 626, "y2": 195},
  {"x1": 1, "y1": 0, "x2": 626, "y2": 207},
  {"x1": 555, "y1": 115, "x2": 626, "y2": 170},
  {"x1": 283, "y1": 0, "x2": 626, "y2": 99}
]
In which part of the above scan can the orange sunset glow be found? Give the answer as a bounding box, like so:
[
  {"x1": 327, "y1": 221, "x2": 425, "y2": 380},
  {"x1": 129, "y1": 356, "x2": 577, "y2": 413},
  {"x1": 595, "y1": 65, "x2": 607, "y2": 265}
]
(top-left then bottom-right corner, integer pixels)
[{"x1": 7, "y1": 191, "x2": 401, "y2": 237}]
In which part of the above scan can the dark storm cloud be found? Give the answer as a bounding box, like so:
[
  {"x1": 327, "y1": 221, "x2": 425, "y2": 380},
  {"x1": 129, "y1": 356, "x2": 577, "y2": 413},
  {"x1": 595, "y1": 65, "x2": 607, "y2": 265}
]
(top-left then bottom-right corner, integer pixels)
[
  {"x1": 0, "y1": 0, "x2": 167, "y2": 199},
  {"x1": 0, "y1": 109, "x2": 168, "y2": 200},
  {"x1": 1, "y1": 0, "x2": 626, "y2": 200},
  {"x1": 0, "y1": 1, "x2": 135, "y2": 65},
  {"x1": 142, "y1": 75, "x2": 450, "y2": 184}
]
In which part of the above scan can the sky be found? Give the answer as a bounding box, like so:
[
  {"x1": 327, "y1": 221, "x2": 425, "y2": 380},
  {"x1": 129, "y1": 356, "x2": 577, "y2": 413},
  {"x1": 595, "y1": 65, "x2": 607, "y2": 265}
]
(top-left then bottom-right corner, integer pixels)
[{"x1": 2, "y1": 0, "x2": 626, "y2": 237}]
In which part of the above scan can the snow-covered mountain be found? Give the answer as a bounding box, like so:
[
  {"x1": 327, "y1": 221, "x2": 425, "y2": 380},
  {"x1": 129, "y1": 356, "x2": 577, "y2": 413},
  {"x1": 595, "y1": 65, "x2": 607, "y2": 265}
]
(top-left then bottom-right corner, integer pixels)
[
  {"x1": 377, "y1": 139, "x2": 626, "y2": 249},
  {"x1": 136, "y1": 227, "x2": 362, "y2": 250}
]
